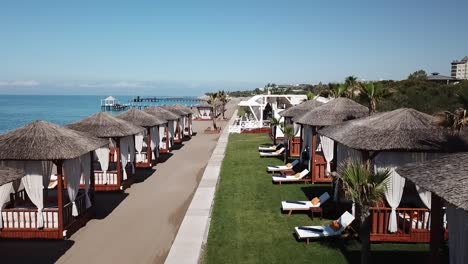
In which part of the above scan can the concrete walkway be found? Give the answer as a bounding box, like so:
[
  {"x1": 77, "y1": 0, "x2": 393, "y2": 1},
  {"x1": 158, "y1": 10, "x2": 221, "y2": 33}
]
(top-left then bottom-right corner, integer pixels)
[{"x1": 165, "y1": 110, "x2": 236, "y2": 264}]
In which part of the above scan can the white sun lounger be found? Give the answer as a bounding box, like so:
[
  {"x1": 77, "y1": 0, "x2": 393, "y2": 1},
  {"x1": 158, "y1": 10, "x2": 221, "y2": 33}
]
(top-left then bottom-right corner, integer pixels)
[
  {"x1": 272, "y1": 169, "x2": 309, "y2": 184},
  {"x1": 267, "y1": 160, "x2": 300, "y2": 172},
  {"x1": 294, "y1": 211, "x2": 355, "y2": 244},
  {"x1": 281, "y1": 192, "x2": 330, "y2": 215},
  {"x1": 259, "y1": 147, "x2": 285, "y2": 157},
  {"x1": 258, "y1": 144, "x2": 282, "y2": 152}
]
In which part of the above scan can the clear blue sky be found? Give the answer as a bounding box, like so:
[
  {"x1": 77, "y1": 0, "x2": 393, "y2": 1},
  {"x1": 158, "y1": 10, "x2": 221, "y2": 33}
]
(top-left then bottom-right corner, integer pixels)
[{"x1": 1, "y1": 0, "x2": 467, "y2": 95}]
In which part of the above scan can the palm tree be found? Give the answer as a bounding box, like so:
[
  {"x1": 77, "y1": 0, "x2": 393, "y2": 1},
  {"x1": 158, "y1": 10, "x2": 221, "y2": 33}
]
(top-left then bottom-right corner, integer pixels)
[
  {"x1": 345, "y1": 76, "x2": 361, "y2": 98},
  {"x1": 218, "y1": 90, "x2": 229, "y2": 120},
  {"x1": 207, "y1": 92, "x2": 219, "y2": 130},
  {"x1": 270, "y1": 117, "x2": 281, "y2": 145},
  {"x1": 306, "y1": 91, "x2": 316, "y2": 100},
  {"x1": 323, "y1": 83, "x2": 348, "y2": 98},
  {"x1": 360, "y1": 82, "x2": 392, "y2": 113},
  {"x1": 281, "y1": 124, "x2": 295, "y2": 163},
  {"x1": 335, "y1": 161, "x2": 390, "y2": 264},
  {"x1": 433, "y1": 108, "x2": 468, "y2": 134}
]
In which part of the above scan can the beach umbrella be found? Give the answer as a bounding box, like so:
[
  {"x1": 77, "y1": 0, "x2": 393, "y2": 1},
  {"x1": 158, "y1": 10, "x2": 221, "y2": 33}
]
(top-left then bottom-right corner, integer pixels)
[
  {"x1": 280, "y1": 99, "x2": 324, "y2": 119},
  {"x1": 0, "y1": 166, "x2": 25, "y2": 186},
  {"x1": 67, "y1": 112, "x2": 144, "y2": 138},
  {"x1": 117, "y1": 108, "x2": 166, "y2": 128},
  {"x1": 318, "y1": 108, "x2": 460, "y2": 151},
  {"x1": 144, "y1": 106, "x2": 180, "y2": 121},
  {"x1": 0, "y1": 120, "x2": 107, "y2": 160}
]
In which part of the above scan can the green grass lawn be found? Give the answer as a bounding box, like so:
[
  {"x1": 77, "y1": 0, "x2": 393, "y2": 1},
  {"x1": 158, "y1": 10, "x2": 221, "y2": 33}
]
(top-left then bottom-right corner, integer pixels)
[{"x1": 203, "y1": 133, "x2": 439, "y2": 264}]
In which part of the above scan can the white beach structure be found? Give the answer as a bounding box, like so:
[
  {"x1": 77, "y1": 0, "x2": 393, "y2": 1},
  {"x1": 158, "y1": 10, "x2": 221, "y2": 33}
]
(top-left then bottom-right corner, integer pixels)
[
  {"x1": 101, "y1": 96, "x2": 119, "y2": 107},
  {"x1": 230, "y1": 94, "x2": 307, "y2": 134}
]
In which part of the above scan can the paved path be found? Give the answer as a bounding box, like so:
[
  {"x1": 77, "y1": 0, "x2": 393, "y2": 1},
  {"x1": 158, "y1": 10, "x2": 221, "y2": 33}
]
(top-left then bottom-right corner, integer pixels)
[{"x1": 57, "y1": 120, "x2": 231, "y2": 264}]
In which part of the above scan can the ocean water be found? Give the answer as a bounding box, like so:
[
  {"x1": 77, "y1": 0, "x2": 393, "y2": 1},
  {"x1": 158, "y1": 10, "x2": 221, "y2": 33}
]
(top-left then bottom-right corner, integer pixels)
[{"x1": 0, "y1": 95, "x2": 198, "y2": 133}]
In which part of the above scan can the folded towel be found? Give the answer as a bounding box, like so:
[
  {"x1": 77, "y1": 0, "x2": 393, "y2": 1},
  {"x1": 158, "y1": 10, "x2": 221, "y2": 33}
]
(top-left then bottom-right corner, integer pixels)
[
  {"x1": 298, "y1": 227, "x2": 324, "y2": 233},
  {"x1": 285, "y1": 201, "x2": 306, "y2": 205}
]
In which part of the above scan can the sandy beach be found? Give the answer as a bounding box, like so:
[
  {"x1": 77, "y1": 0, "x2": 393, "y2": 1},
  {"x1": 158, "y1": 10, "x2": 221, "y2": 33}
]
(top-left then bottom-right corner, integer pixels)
[{"x1": 0, "y1": 99, "x2": 240, "y2": 264}]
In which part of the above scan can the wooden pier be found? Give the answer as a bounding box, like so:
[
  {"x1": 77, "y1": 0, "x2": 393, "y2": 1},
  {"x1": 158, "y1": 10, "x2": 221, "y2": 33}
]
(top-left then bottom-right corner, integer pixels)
[
  {"x1": 101, "y1": 96, "x2": 206, "y2": 112},
  {"x1": 131, "y1": 96, "x2": 205, "y2": 104}
]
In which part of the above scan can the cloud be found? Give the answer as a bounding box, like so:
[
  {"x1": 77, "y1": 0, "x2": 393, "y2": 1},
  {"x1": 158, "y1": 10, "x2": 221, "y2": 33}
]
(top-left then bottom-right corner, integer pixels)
[{"x1": 0, "y1": 80, "x2": 40, "y2": 87}]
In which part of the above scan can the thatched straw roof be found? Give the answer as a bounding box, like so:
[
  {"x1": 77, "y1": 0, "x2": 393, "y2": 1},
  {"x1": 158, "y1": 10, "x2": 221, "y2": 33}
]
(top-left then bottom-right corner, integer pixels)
[
  {"x1": 0, "y1": 121, "x2": 107, "y2": 160},
  {"x1": 294, "y1": 98, "x2": 369, "y2": 126},
  {"x1": 397, "y1": 153, "x2": 468, "y2": 211},
  {"x1": 318, "y1": 108, "x2": 465, "y2": 151},
  {"x1": 172, "y1": 104, "x2": 196, "y2": 115},
  {"x1": 144, "y1": 107, "x2": 180, "y2": 121},
  {"x1": 280, "y1": 100, "x2": 324, "y2": 119},
  {"x1": 160, "y1": 105, "x2": 188, "y2": 116},
  {"x1": 67, "y1": 112, "x2": 145, "y2": 138},
  {"x1": 0, "y1": 166, "x2": 24, "y2": 186},
  {"x1": 117, "y1": 108, "x2": 167, "y2": 128}
]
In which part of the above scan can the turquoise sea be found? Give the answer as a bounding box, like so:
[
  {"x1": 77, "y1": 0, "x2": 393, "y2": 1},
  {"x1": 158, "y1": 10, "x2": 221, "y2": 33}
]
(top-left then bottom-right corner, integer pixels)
[{"x1": 0, "y1": 95, "x2": 198, "y2": 133}]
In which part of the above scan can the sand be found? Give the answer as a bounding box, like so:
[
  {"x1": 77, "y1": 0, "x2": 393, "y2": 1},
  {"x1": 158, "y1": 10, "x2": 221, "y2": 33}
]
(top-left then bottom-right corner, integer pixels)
[{"x1": 0, "y1": 99, "x2": 241, "y2": 264}]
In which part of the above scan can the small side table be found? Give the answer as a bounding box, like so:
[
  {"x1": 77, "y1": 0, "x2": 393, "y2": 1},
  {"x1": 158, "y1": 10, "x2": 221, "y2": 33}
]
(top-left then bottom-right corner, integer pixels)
[{"x1": 310, "y1": 207, "x2": 323, "y2": 220}]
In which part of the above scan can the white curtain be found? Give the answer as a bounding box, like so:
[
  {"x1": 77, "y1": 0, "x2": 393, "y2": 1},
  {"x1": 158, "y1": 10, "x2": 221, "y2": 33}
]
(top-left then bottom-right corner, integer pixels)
[
  {"x1": 0, "y1": 182, "x2": 13, "y2": 228},
  {"x1": 150, "y1": 126, "x2": 159, "y2": 160},
  {"x1": 64, "y1": 158, "x2": 82, "y2": 217},
  {"x1": 128, "y1": 136, "x2": 136, "y2": 174},
  {"x1": 42, "y1": 161, "x2": 53, "y2": 189},
  {"x1": 22, "y1": 161, "x2": 45, "y2": 228},
  {"x1": 135, "y1": 133, "x2": 144, "y2": 162},
  {"x1": 159, "y1": 126, "x2": 166, "y2": 150},
  {"x1": 80, "y1": 154, "x2": 92, "y2": 208},
  {"x1": 168, "y1": 121, "x2": 175, "y2": 141},
  {"x1": 181, "y1": 116, "x2": 186, "y2": 136},
  {"x1": 320, "y1": 136, "x2": 334, "y2": 174},
  {"x1": 95, "y1": 147, "x2": 110, "y2": 184},
  {"x1": 416, "y1": 185, "x2": 432, "y2": 228},
  {"x1": 447, "y1": 206, "x2": 468, "y2": 264},
  {"x1": 301, "y1": 126, "x2": 312, "y2": 163},
  {"x1": 293, "y1": 123, "x2": 301, "y2": 137},
  {"x1": 120, "y1": 137, "x2": 130, "y2": 180}
]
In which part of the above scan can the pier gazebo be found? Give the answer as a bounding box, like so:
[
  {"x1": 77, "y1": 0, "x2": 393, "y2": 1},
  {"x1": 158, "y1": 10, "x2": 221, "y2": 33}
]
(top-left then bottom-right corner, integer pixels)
[
  {"x1": 67, "y1": 112, "x2": 145, "y2": 191},
  {"x1": 294, "y1": 98, "x2": 368, "y2": 183},
  {"x1": 144, "y1": 107, "x2": 180, "y2": 153},
  {"x1": 0, "y1": 121, "x2": 106, "y2": 239},
  {"x1": 117, "y1": 109, "x2": 167, "y2": 168}
]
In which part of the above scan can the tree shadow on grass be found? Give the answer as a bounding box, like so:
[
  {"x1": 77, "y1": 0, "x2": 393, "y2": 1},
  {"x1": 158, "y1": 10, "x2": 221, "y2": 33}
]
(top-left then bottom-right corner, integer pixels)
[
  {"x1": 0, "y1": 239, "x2": 74, "y2": 264},
  {"x1": 94, "y1": 191, "x2": 129, "y2": 219}
]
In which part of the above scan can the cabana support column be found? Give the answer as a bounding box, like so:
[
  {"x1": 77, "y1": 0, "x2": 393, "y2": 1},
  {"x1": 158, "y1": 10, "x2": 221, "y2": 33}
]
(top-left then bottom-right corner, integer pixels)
[
  {"x1": 147, "y1": 128, "x2": 153, "y2": 166},
  {"x1": 311, "y1": 126, "x2": 316, "y2": 183},
  {"x1": 299, "y1": 125, "x2": 303, "y2": 158},
  {"x1": 90, "y1": 152, "x2": 95, "y2": 205},
  {"x1": 116, "y1": 138, "x2": 122, "y2": 188},
  {"x1": 166, "y1": 126, "x2": 170, "y2": 152},
  {"x1": 188, "y1": 115, "x2": 192, "y2": 138},
  {"x1": 430, "y1": 193, "x2": 443, "y2": 264},
  {"x1": 56, "y1": 160, "x2": 64, "y2": 237}
]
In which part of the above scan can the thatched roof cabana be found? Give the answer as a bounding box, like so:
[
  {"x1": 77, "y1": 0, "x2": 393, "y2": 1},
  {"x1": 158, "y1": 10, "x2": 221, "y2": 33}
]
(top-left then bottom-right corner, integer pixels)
[
  {"x1": 144, "y1": 106, "x2": 180, "y2": 121},
  {"x1": 160, "y1": 105, "x2": 188, "y2": 116},
  {"x1": 294, "y1": 98, "x2": 368, "y2": 126},
  {"x1": 171, "y1": 104, "x2": 194, "y2": 115},
  {"x1": 0, "y1": 121, "x2": 108, "y2": 160},
  {"x1": 397, "y1": 152, "x2": 468, "y2": 211},
  {"x1": 280, "y1": 100, "x2": 324, "y2": 119},
  {"x1": 117, "y1": 108, "x2": 166, "y2": 128},
  {"x1": 67, "y1": 112, "x2": 144, "y2": 138},
  {"x1": 0, "y1": 166, "x2": 24, "y2": 186},
  {"x1": 318, "y1": 108, "x2": 462, "y2": 151}
]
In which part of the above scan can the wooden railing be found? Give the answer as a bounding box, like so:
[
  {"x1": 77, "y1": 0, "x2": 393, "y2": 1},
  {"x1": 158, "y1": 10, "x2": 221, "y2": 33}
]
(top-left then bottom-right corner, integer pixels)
[
  {"x1": 290, "y1": 137, "x2": 301, "y2": 157},
  {"x1": 1, "y1": 207, "x2": 59, "y2": 229},
  {"x1": 370, "y1": 207, "x2": 434, "y2": 242},
  {"x1": 63, "y1": 192, "x2": 88, "y2": 228},
  {"x1": 312, "y1": 153, "x2": 332, "y2": 183}
]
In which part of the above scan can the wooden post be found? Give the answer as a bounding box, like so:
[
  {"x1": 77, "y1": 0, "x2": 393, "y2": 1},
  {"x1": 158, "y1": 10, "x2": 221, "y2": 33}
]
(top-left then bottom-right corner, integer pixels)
[
  {"x1": 56, "y1": 160, "x2": 64, "y2": 237},
  {"x1": 90, "y1": 151, "x2": 95, "y2": 205},
  {"x1": 188, "y1": 114, "x2": 192, "y2": 138},
  {"x1": 299, "y1": 125, "x2": 303, "y2": 160},
  {"x1": 147, "y1": 127, "x2": 153, "y2": 166},
  {"x1": 311, "y1": 126, "x2": 317, "y2": 183},
  {"x1": 166, "y1": 125, "x2": 170, "y2": 152},
  {"x1": 132, "y1": 134, "x2": 136, "y2": 176},
  {"x1": 430, "y1": 193, "x2": 443, "y2": 264},
  {"x1": 116, "y1": 138, "x2": 122, "y2": 187}
]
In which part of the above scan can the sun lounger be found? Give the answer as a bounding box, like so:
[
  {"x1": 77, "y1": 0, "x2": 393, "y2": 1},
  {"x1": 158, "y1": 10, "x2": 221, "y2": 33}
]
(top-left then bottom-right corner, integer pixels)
[
  {"x1": 294, "y1": 211, "x2": 355, "y2": 244},
  {"x1": 258, "y1": 143, "x2": 283, "y2": 152},
  {"x1": 281, "y1": 192, "x2": 330, "y2": 215},
  {"x1": 267, "y1": 159, "x2": 299, "y2": 172},
  {"x1": 259, "y1": 147, "x2": 285, "y2": 157},
  {"x1": 272, "y1": 169, "x2": 309, "y2": 184}
]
